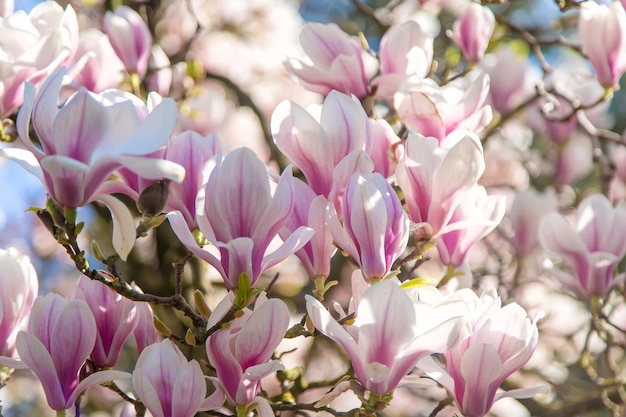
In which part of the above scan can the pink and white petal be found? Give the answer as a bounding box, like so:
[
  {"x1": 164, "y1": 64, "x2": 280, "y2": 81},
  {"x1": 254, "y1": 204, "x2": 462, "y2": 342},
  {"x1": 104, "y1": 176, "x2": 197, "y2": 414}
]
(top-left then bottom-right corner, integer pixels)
[
  {"x1": 459, "y1": 343, "x2": 503, "y2": 416},
  {"x1": 0, "y1": 356, "x2": 28, "y2": 369},
  {"x1": 15, "y1": 332, "x2": 65, "y2": 410},
  {"x1": 67, "y1": 370, "x2": 131, "y2": 409},
  {"x1": 329, "y1": 150, "x2": 374, "y2": 212},
  {"x1": 199, "y1": 382, "x2": 226, "y2": 411},
  {"x1": 262, "y1": 226, "x2": 315, "y2": 272},
  {"x1": 32, "y1": 67, "x2": 66, "y2": 147},
  {"x1": 171, "y1": 360, "x2": 206, "y2": 417},
  {"x1": 235, "y1": 299, "x2": 289, "y2": 367},
  {"x1": 133, "y1": 369, "x2": 166, "y2": 417},
  {"x1": 0, "y1": 148, "x2": 43, "y2": 180},
  {"x1": 494, "y1": 385, "x2": 549, "y2": 401},
  {"x1": 40, "y1": 155, "x2": 89, "y2": 207},
  {"x1": 112, "y1": 98, "x2": 177, "y2": 156},
  {"x1": 115, "y1": 155, "x2": 185, "y2": 183},
  {"x1": 305, "y1": 295, "x2": 363, "y2": 375},
  {"x1": 416, "y1": 355, "x2": 455, "y2": 393},
  {"x1": 254, "y1": 396, "x2": 274, "y2": 417},
  {"x1": 94, "y1": 195, "x2": 136, "y2": 261},
  {"x1": 167, "y1": 211, "x2": 226, "y2": 277},
  {"x1": 15, "y1": 81, "x2": 40, "y2": 155},
  {"x1": 206, "y1": 330, "x2": 244, "y2": 402},
  {"x1": 319, "y1": 91, "x2": 367, "y2": 152},
  {"x1": 50, "y1": 301, "x2": 97, "y2": 393}
]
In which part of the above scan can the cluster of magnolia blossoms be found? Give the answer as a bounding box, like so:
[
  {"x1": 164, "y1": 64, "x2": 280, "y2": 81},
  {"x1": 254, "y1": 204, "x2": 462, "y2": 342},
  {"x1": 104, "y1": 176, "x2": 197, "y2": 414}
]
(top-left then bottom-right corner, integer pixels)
[{"x1": 5, "y1": 0, "x2": 626, "y2": 416}]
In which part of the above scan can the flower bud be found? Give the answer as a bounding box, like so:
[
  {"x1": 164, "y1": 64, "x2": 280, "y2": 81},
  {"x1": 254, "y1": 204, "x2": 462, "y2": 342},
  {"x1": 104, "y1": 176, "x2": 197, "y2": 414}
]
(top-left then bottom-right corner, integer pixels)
[{"x1": 137, "y1": 180, "x2": 169, "y2": 216}]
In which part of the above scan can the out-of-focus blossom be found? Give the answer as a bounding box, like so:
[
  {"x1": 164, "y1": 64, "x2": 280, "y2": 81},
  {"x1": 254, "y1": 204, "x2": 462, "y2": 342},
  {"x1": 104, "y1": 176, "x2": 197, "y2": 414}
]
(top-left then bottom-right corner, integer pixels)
[
  {"x1": 74, "y1": 274, "x2": 138, "y2": 368},
  {"x1": 146, "y1": 44, "x2": 172, "y2": 96},
  {"x1": 0, "y1": 2, "x2": 78, "y2": 117},
  {"x1": 132, "y1": 297, "x2": 159, "y2": 355},
  {"x1": 272, "y1": 91, "x2": 368, "y2": 198},
  {"x1": 434, "y1": 186, "x2": 506, "y2": 267},
  {"x1": 133, "y1": 339, "x2": 223, "y2": 417},
  {"x1": 306, "y1": 280, "x2": 470, "y2": 395},
  {"x1": 553, "y1": 133, "x2": 594, "y2": 186},
  {"x1": 16, "y1": 293, "x2": 129, "y2": 410},
  {"x1": 0, "y1": 248, "x2": 38, "y2": 369},
  {"x1": 280, "y1": 179, "x2": 334, "y2": 280},
  {"x1": 0, "y1": 0, "x2": 12, "y2": 17},
  {"x1": 419, "y1": 289, "x2": 544, "y2": 417},
  {"x1": 481, "y1": 44, "x2": 532, "y2": 114},
  {"x1": 396, "y1": 131, "x2": 485, "y2": 238},
  {"x1": 539, "y1": 193, "x2": 626, "y2": 299},
  {"x1": 395, "y1": 70, "x2": 492, "y2": 141},
  {"x1": 104, "y1": 6, "x2": 152, "y2": 77},
  {"x1": 509, "y1": 188, "x2": 558, "y2": 257},
  {"x1": 450, "y1": 3, "x2": 495, "y2": 64},
  {"x1": 328, "y1": 172, "x2": 410, "y2": 282},
  {"x1": 285, "y1": 22, "x2": 378, "y2": 97},
  {"x1": 168, "y1": 147, "x2": 314, "y2": 290},
  {"x1": 578, "y1": 1, "x2": 626, "y2": 88},
  {"x1": 206, "y1": 294, "x2": 289, "y2": 408},
  {"x1": 69, "y1": 29, "x2": 126, "y2": 92}
]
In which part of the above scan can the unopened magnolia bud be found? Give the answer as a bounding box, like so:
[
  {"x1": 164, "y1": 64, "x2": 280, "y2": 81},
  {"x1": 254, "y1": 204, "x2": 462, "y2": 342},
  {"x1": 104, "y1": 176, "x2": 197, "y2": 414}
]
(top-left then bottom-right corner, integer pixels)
[
  {"x1": 184, "y1": 328, "x2": 197, "y2": 346},
  {"x1": 137, "y1": 180, "x2": 169, "y2": 216},
  {"x1": 193, "y1": 290, "x2": 212, "y2": 319},
  {"x1": 91, "y1": 240, "x2": 106, "y2": 262},
  {"x1": 153, "y1": 316, "x2": 173, "y2": 337},
  {"x1": 36, "y1": 210, "x2": 56, "y2": 235}
]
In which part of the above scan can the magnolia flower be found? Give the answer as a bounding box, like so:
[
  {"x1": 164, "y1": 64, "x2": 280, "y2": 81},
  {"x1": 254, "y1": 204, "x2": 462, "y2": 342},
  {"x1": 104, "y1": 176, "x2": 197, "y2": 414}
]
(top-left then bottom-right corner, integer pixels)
[
  {"x1": 509, "y1": 188, "x2": 558, "y2": 256},
  {"x1": 396, "y1": 131, "x2": 485, "y2": 238},
  {"x1": 0, "y1": 248, "x2": 38, "y2": 369},
  {"x1": 104, "y1": 6, "x2": 152, "y2": 77},
  {"x1": 395, "y1": 70, "x2": 492, "y2": 141},
  {"x1": 328, "y1": 172, "x2": 410, "y2": 282},
  {"x1": 133, "y1": 339, "x2": 223, "y2": 417},
  {"x1": 285, "y1": 22, "x2": 378, "y2": 97},
  {"x1": 418, "y1": 289, "x2": 544, "y2": 417},
  {"x1": 539, "y1": 193, "x2": 626, "y2": 299},
  {"x1": 206, "y1": 294, "x2": 289, "y2": 408},
  {"x1": 374, "y1": 20, "x2": 433, "y2": 101},
  {"x1": 16, "y1": 294, "x2": 129, "y2": 411},
  {"x1": 450, "y1": 3, "x2": 495, "y2": 63},
  {"x1": 271, "y1": 91, "x2": 369, "y2": 198},
  {"x1": 74, "y1": 274, "x2": 138, "y2": 368},
  {"x1": 306, "y1": 280, "x2": 470, "y2": 395},
  {"x1": 578, "y1": 1, "x2": 626, "y2": 88},
  {"x1": 0, "y1": 68, "x2": 184, "y2": 259},
  {"x1": 168, "y1": 147, "x2": 314, "y2": 290},
  {"x1": 0, "y1": 2, "x2": 78, "y2": 117}
]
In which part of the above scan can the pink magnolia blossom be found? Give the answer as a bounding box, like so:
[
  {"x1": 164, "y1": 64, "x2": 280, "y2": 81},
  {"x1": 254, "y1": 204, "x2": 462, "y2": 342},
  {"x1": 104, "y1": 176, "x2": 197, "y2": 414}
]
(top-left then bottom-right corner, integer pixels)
[
  {"x1": 396, "y1": 131, "x2": 485, "y2": 238},
  {"x1": 418, "y1": 289, "x2": 544, "y2": 417},
  {"x1": 104, "y1": 6, "x2": 152, "y2": 77},
  {"x1": 328, "y1": 172, "x2": 410, "y2": 282},
  {"x1": 15, "y1": 293, "x2": 129, "y2": 411},
  {"x1": 0, "y1": 2, "x2": 78, "y2": 117},
  {"x1": 68, "y1": 29, "x2": 126, "y2": 92},
  {"x1": 285, "y1": 22, "x2": 378, "y2": 97},
  {"x1": 1, "y1": 67, "x2": 183, "y2": 209},
  {"x1": 578, "y1": 1, "x2": 626, "y2": 88},
  {"x1": 306, "y1": 280, "x2": 470, "y2": 395},
  {"x1": 450, "y1": 3, "x2": 496, "y2": 63},
  {"x1": 0, "y1": 248, "x2": 38, "y2": 369},
  {"x1": 435, "y1": 185, "x2": 505, "y2": 267},
  {"x1": 395, "y1": 70, "x2": 492, "y2": 142},
  {"x1": 74, "y1": 274, "x2": 139, "y2": 368},
  {"x1": 280, "y1": 179, "x2": 335, "y2": 280},
  {"x1": 271, "y1": 90, "x2": 369, "y2": 197},
  {"x1": 133, "y1": 339, "x2": 223, "y2": 417},
  {"x1": 480, "y1": 45, "x2": 532, "y2": 114},
  {"x1": 131, "y1": 285, "x2": 160, "y2": 355},
  {"x1": 539, "y1": 193, "x2": 626, "y2": 299},
  {"x1": 167, "y1": 147, "x2": 314, "y2": 290},
  {"x1": 365, "y1": 118, "x2": 401, "y2": 179},
  {"x1": 206, "y1": 294, "x2": 289, "y2": 407},
  {"x1": 374, "y1": 20, "x2": 433, "y2": 101}
]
